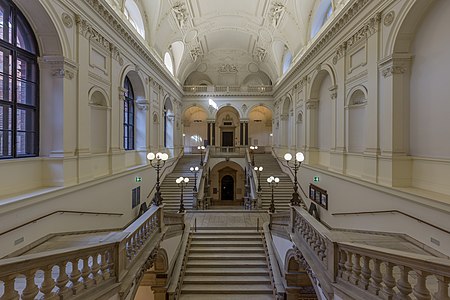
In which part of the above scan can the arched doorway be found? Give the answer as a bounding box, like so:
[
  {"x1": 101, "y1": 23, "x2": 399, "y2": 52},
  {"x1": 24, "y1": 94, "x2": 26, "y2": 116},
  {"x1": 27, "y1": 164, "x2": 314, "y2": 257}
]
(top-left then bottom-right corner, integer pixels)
[{"x1": 221, "y1": 175, "x2": 234, "y2": 201}]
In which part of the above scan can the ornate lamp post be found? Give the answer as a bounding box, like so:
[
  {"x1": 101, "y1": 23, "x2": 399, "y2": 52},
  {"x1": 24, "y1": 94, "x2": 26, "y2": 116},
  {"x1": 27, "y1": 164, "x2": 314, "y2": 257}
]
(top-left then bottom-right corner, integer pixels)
[
  {"x1": 190, "y1": 166, "x2": 199, "y2": 192},
  {"x1": 176, "y1": 176, "x2": 189, "y2": 213},
  {"x1": 147, "y1": 152, "x2": 169, "y2": 206},
  {"x1": 249, "y1": 145, "x2": 258, "y2": 165},
  {"x1": 197, "y1": 145, "x2": 205, "y2": 166},
  {"x1": 253, "y1": 166, "x2": 263, "y2": 192},
  {"x1": 267, "y1": 176, "x2": 279, "y2": 213},
  {"x1": 284, "y1": 152, "x2": 306, "y2": 207}
]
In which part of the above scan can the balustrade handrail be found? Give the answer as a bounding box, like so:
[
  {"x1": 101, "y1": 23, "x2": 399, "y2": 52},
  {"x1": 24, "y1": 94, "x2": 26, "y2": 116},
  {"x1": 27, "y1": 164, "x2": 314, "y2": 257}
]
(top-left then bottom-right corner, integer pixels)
[
  {"x1": 246, "y1": 149, "x2": 258, "y2": 202},
  {"x1": 338, "y1": 241, "x2": 450, "y2": 274},
  {"x1": 332, "y1": 210, "x2": 450, "y2": 234},
  {"x1": 196, "y1": 147, "x2": 210, "y2": 207},
  {"x1": 0, "y1": 210, "x2": 123, "y2": 237}
]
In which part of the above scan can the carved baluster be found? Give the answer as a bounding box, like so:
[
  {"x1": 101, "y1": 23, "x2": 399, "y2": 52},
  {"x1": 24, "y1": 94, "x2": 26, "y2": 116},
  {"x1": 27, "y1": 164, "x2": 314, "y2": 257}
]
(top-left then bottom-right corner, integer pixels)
[
  {"x1": 380, "y1": 262, "x2": 395, "y2": 299},
  {"x1": 338, "y1": 250, "x2": 346, "y2": 278},
  {"x1": 396, "y1": 266, "x2": 412, "y2": 299},
  {"x1": 81, "y1": 256, "x2": 93, "y2": 288},
  {"x1": 106, "y1": 250, "x2": 115, "y2": 277},
  {"x1": 350, "y1": 253, "x2": 361, "y2": 285},
  {"x1": 39, "y1": 266, "x2": 57, "y2": 299},
  {"x1": 319, "y1": 238, "x2": 326, "y2": 260},
  {"x1": 125, "y1": 238, "x2": 133, "y2": 260},
  {"x1": 91, "y1": 253, "x2": 102, "y2": 284},
  {"x1": 412, "y1": 270, "x2": 431, "y2": 300},
  {"x1": 1, "y1": 275, "x2": 19, "y2": 300},
  {"x1": 358, "y1": 256, "x2": 371, "y2": 290},
  {"x1": 434, "y1": 275, "x2": 450, "y2": 300},
  {"x1": 22, "y1": 269, "x2": 39, "y2": 300},
  {"x1": 344, "y1": 250, "x2": 353, "y2": 281},
  {"x1": 368, "y1": 258, "x2": 382, "y2": 295},
  {"x1": 100, "y1": 251, "x2": 111, "y2": 280},
  {"x1": 69, "y1": 258, "x2": 83, "y2": 294},
  {"x1": 55, "y1": 261, "x2": 71, "y2": 298}
]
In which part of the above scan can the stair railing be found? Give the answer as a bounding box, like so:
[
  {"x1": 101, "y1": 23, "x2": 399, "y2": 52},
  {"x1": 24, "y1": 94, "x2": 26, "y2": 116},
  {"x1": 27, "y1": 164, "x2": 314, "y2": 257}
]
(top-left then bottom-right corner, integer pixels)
[
  {"x1": 196, "y1": 147, "x2": 210, "y2": 209},
  {"x1": 245, "y1": 148, "x2": 259, "y2": 208},
  {"x1": 289, "y1": 205, "x2": 450, "y2": 299},
  {"x1": 262, "y1": 223, "x2": 286, "y2": 299},
  {"x1": 0, "y1": 205, "x2": 166, "y2": 300}
]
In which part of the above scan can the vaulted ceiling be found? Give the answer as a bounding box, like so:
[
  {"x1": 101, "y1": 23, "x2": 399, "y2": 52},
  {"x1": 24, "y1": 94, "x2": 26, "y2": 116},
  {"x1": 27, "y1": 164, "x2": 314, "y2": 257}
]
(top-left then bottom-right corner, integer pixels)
[{"x1": 109, "y1": 0, "x2": 345, "y2": 85}]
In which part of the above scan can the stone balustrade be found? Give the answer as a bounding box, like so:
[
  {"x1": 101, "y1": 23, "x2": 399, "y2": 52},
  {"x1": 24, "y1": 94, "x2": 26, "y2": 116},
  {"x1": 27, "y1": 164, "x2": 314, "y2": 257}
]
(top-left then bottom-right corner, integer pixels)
[
  {"x1": 182, "y1": 85, "x2": 273, "y2": 95},
  {"x1": 0, "y1": 205, "x2": 164, "y2": 300},
  {"x1": 290, "y1": 206, "x2": 450, "y2": 299},
  {"x1": 337, "y1": 242, "x2": 450, "y2": 300}
]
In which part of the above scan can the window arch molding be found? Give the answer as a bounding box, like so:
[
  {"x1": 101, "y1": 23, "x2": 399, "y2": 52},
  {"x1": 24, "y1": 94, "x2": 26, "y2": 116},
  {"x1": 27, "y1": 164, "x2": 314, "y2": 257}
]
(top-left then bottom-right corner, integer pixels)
[{"x1": 0, "y1": 0, "x2": 40, "y2": 159}]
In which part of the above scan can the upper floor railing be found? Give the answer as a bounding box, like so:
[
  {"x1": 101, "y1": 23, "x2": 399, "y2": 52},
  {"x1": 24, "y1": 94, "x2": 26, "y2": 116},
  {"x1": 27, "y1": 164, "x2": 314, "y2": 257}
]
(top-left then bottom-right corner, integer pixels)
[
  {"x1": 0, "y1": 205, "x2": 166, "y2": 300},
  {"x1": 183, "y1": 85, "x2": 273, "y2": 95},
  {"x1": 287, "y1": 206, "x2": 450, "y2": 300}
]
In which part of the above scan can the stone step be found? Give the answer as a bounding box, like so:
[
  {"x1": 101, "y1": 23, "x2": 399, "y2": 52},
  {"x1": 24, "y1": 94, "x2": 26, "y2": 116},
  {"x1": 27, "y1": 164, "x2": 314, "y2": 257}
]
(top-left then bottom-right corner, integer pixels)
[
  {"x1": 192, "y1": 235, "x2": 261, "y2": 240},
  {"x1": 181, "y1": 284, "x2": 273, "y2": 294},
  {"x1": 183, "y1": 275, "x2": 271, "y2": 284},
  {"x1": 180, "y1": 294, "x2": 274, "y2": 300},
  {"x1": 190, "y1": 240, "x2": 263, "y2": 246},
  {"x1": 189, "y1": 247, "x2": 265, "y2": 253},
  {"x1": 185, "y1": 267, "x2": 269, "y2": 276},
  {"x1": 186, "y1": 260, "x2": 268, "y2": 267},
  {"x1": 188, "y1": 253, "x2": 266, "y2": 260}
]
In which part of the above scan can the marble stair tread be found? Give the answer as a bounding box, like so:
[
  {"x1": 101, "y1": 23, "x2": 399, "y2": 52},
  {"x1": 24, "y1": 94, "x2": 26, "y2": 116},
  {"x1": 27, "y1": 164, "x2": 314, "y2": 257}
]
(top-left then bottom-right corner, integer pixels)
[
  {"x1": 179, "y1": 294, "x2": 274, "y2": 300},
  {"x1": 186, "y1": 260, "x2": 268, "y2": 267},
  {"x1": 190, "y1": 247, "x2": 265, "y2": 253},
  {"x1": 183, "y1": 275, "x2": 271, "y2": 283},
  {"x1": 192, "y1": 235, "x2": 262, "y2": 240},
  {"x1": 192, "y1": 229, "x2": 260, "y2": 234},
  {"x1": 185, "y1": 267, "x2": 269, "y2": 275},
  {"x1": 181, "y1": 283, "x2": 273, "y2": 293},
  {"x1": 190, "y1": 240, "x2": 263, "y2": 246},
  {"x1": 188, "y1": 253, "x2": 266, "y2": 259}
]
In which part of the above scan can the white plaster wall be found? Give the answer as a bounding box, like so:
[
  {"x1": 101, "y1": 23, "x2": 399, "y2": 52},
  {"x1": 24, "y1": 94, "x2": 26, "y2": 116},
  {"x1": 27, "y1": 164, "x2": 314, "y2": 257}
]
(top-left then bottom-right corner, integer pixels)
[
  {"x1": 317, "y1": 75, "x2": 332, "y2": 152},
  {"x1": 272, "y1": 235, "x2": 293, "y2": 270},
  {"x1": 347, "y1": 106, "x2": 365, "y2": 153},
  {"x1": 410, "y1": 0, "x2": 450, "y2": 159}
]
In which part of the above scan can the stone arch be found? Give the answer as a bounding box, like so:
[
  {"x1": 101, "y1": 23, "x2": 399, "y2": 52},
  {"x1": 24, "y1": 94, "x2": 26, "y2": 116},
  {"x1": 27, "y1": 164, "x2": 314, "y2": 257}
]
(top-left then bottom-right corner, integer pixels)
[
  {"x1": 309, "y1": 64, "x2": 337, "y2": 101},
  {"x1": 210, "y1": 161, "x2": 245, "y2": 206},
  {"x1": 89, "y1": 88, "x2": 109, "y2": 154},
  {"x1": 346, "y1": 86, "x2": 368, "y2": 154},
  {"x1": 280, "y1": 95, "x2": 293, "y2": 147},
  {"x1": 284, "y1": 249, "x2": 320, "y2": 300},
  {"x1": 163, "y1": 96, "x2": 175, "y2": 150},
  {"x1": 248, "y1": 105, "x2": 273, "y2": 147},
  {"x1": 182, "y1": 105, "x2": 208, "y2": 151},
  {"x1": 215, "y1": 106, "x2": 241, "y2": 147},
  {"x1": 88, "y1": 87, "x2": 109, "y2": 107}
]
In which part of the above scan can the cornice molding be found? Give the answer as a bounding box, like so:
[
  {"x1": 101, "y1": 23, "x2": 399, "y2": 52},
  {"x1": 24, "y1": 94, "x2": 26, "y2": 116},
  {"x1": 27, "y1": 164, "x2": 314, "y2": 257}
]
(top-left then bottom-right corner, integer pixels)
[{"x1": 81, "y1": 0, "x2": 182, "y2": 97}]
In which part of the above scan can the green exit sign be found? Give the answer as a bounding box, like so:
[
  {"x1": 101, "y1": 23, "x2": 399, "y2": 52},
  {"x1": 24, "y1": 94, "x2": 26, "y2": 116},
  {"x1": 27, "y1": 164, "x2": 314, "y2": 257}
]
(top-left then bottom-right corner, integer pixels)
[
  {"x1": 313, "y1": 176, "x2": 320, "y2": 182},
  {"x1": 135, "y1": 177, "x2": 142, "y2": 182}
]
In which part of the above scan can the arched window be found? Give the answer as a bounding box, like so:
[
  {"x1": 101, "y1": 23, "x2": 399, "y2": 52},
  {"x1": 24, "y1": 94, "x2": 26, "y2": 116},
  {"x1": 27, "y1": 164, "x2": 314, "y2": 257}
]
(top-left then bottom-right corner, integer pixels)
[
  {"x1": 0, "y1": 0, "x2": 39, "y2": 159},
  {"x1": 124, "y1": 76, "x2": 135, "y2": 150},
  {"x1": 282, "y1": 47, "x2": 292, "y2": 74},
  {"x1": 310, "y1": 0, "x2": 333, "y2": 38},
  {"x1": 164, "y1": 52, "x2": 174, "y2": 76},
  {"x1": 124, "y1": 0, "x2": 145, "y2": 38}
]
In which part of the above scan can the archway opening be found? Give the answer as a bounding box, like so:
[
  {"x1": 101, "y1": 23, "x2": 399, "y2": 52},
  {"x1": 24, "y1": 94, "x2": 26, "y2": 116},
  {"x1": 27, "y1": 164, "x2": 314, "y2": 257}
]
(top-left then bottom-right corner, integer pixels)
[{"x1": 221, "y1": 175, "x2": 234, "y2": 201}]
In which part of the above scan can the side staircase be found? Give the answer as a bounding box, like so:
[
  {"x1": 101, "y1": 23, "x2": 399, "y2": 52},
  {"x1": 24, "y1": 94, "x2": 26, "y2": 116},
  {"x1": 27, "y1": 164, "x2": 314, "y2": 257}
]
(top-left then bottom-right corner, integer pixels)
[
  {"x1": 253, "y1": 153, "x2": 294, "y2": 210},
  {"x1": 159, "y1": 155, "x2": 200, "y2": 211},
  {"x1": 179, "y1": 229, "x2": 274, "y2": 299}
]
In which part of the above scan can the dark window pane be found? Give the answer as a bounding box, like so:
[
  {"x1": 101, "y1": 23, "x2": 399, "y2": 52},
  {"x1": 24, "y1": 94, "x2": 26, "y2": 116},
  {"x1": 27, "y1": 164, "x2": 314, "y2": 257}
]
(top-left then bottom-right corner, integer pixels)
[
  {"x1": 16, "y1": 108, "x2": 35, "y2": 131},
  {"x1": 0, "y1": 104, "x2": 11, "y2": 129},
  {"x1": 16, "y1": 130, "x2": 35, "y2": 156},
  {"x1": 0, "y1": 2, "x2": 11, "y2": 43},
  {"x1": 0, "y1": 47, "x2": 13, "y2": 75},
  {"x1": 17, "y1": 56, "x2": 37, "y2": 82},
  {"x1": 16, "y1": 14, "x2": 36, "y2": 54},
  {"x1": 0, "y1": 129, "x2": 12, "y2": 157},
  {"x1": 17, "y1": 80, "x2": 36, "y2": 105},
  {"x1": 0, "y1": 74, "x2": 12, "y2": 101}
]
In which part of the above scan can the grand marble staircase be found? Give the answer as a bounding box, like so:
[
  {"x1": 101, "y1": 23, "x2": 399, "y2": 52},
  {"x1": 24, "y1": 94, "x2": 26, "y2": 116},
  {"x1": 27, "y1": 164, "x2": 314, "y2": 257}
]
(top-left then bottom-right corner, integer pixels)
[
  {"x1": 179, "y1": 229, "x2": 274, "y2": 299},
  {"x1": 253, "y1": 153, "x2": 294, "y2": 210},
  {"x1": 159, "y1": 155, "x2": 200, "y2": 211}
]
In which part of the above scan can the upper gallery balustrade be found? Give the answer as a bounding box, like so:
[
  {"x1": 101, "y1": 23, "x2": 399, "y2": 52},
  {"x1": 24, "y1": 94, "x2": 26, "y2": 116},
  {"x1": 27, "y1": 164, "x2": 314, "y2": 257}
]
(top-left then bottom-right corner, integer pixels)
[{"x1": 183, "y1": 85, "x2": 273, "y2": 95}]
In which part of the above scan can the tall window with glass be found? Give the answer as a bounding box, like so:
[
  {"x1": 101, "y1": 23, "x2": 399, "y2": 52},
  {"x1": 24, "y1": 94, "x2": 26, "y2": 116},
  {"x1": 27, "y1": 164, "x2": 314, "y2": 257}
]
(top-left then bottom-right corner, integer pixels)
[
  {"x1": 123, "y1": 76, "x2": 135, "y2": 150},
  {"x1": 0, "y1": 0, "x2": 39, "y2": 159}
]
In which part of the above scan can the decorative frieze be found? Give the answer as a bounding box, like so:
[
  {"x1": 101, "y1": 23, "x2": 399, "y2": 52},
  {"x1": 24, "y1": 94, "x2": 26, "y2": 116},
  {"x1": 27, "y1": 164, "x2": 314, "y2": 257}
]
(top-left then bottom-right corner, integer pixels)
[
  {"x1": 172, "y1": 2, "x2": 188, "y2": 28},
  {"x1": 110, "y1": 45, "x2": 124, "y2": 65},
  {"x1": 383, "y1": 11, "x2": 395, "y2": 26},
  {"x1": 306, "y1": 99, "x2": 318, "y2": 110},
  {"x1": 381, "y1": 65, "x2": 407, "y2": 78},
  {"x1": 253, "y1": 47, "x2": 267, "y2": 62},
  {"x1": 329, "y1": 85, "x2": 338, "y2": 100},
  {"x1": 75, "y1": 15, "x2": 111, "y2": 52},
  {"x1": 269, "y1": 2, "x2": 285, "y2": 28},
  {"x1": 136, "y1": 99, "x2": 150, "y2": 111},
  {"x1": 333, "y1": 12, "x2": 381, "y2": 64},
  {"x1": 40, "y1": 56, "x2": 78, "y2": 80}
]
